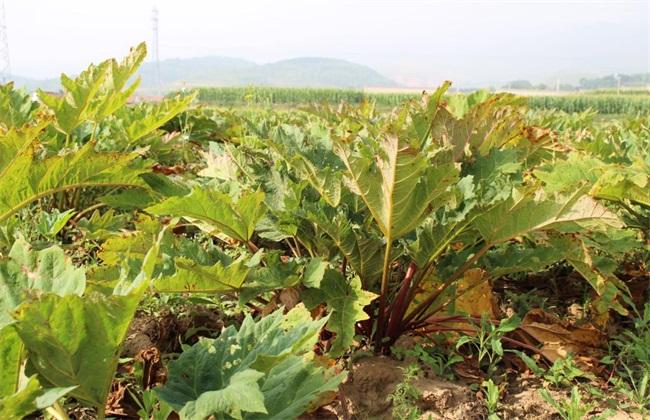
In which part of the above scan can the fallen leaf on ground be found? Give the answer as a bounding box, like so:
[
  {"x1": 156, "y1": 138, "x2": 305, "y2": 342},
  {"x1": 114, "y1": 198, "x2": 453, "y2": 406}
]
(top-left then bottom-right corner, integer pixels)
[{"x1": 518, "y1": 308, "x2": 607, "y2": 371}]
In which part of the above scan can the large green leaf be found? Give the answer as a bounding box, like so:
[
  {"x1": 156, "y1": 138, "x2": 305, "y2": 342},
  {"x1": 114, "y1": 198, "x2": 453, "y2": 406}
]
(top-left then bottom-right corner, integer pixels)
[
  {"x1": 430, "y1": 92, "x2": 527, "y2": 160},
  {"x1": 0, "y1": 376, "x2": 75, "y2": 420},
  {"x1": 38, "y1": 63, "x2": 110, "y2": 135},
  {"x1": 0, "y1": 83, "x2": 41, "y2": 128},
  {"x1": 408, "y1": 217, "x2": 475, "y2": 268},
  {"x1": 92, "y1": 43, "x2": 147, "y2": 122},
  {"x1": 305, "y1": 207, "x2": 384, "y2": 286},
  {"x1": 12, "y1": 291, "x2": 142, "y2": 408},
  {"x1": 535, "y1": 153, "x2": 650, "y2": 208},
  {"x1": 303, "y1": 270, "x2": 377, "y2": 357},
  {"x1": 147, "y1": 188, "x2": 266, "y2": 242},
  {"x1": 473, "y1": 193, "x2": 620, "y2": 245},
  {"x1": 0, "y1": 238, "x2": 86, "y2": 329},
  {"x1": 270, "y1": 122, "x2": 344, "y2": 207},
  {"x1": 156, "y1": 306, "x2": 339, "y2": 419},
  {"x1": 0, "y1": 326, "x2": 21, "y2": 397},
  {"x1": 548, "y1": 236, "x2": 630, "y2": 315},
  {"x1": 253, "y1": 356, "x2": 344, "y2": 420},
  {"x1": 119, "y1": 95, "x2": 196, "y2": 144},
  {"x1": 238, "y1": 253, "x2": 302, "y2": 303},
  {"x1": 12, "y1": 240, "x2": 85, "y2": 296},
  {"x1": 0, "y1": 122, "x2": 47, "y2": 177},
  {"x1": 0, "y1": 142, "x2": 149, "y2": 224},
  {"x1": 336, "y1": 134, "x2": 458, "y2": 240},
  {"x1": 155, "y1": 257, "x2": 250, "y2": 293},
  {"x1": 179, "y1": 370, "x2": 267, "y2": 420},
  {"x1": 37, "y1": 43, "x2": 148, "y2": 135}
]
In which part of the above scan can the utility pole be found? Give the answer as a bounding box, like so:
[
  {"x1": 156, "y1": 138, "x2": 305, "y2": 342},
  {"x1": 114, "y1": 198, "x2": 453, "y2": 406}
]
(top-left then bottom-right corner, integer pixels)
[
  {"x1": 0, "y1": 0, "x2": 11, "y2": 83},
  {"x1": 152, "y1": 5, "x2": 161, "y2": 95}
]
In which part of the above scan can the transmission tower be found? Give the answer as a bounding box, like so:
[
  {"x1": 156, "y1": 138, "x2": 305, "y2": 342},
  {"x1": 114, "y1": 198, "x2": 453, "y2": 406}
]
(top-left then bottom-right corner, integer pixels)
[
  {"x1": 151, "y1": 6, "x2": 161, "y2": 95},
  {"x1": 0, "y1": 0, "x2": 11, "y2": 83}
]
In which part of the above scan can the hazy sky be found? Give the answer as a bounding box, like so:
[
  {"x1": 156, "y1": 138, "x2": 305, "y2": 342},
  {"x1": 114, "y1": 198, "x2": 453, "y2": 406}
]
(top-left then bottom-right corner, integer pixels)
[{"x1": 5, "y1": 0, "x2": 649, "y2": 86}]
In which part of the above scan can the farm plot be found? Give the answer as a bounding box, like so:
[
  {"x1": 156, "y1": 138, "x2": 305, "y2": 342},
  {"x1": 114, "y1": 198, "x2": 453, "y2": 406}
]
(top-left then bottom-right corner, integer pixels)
[{"x1": 0, "y1": 45, "x2": 648, "y2": 419}]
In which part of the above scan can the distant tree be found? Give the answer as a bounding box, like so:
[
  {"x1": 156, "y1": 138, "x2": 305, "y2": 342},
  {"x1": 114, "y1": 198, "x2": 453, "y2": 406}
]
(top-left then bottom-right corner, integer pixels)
[
  {"x1": 579, "y1": 73, "x2": 650, "y2": 90},
  {"x1": 504, "y1": 80, "x2": 533, "y2": 90},
  {"x1": 559, "y1": 83, "x2": 577, "y2": 91}
]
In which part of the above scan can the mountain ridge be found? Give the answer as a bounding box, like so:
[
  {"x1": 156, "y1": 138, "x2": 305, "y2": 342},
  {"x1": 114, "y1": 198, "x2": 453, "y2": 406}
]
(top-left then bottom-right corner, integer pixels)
[{"x1": 9, "y1": 56, "x2": 399, "y2": 92}]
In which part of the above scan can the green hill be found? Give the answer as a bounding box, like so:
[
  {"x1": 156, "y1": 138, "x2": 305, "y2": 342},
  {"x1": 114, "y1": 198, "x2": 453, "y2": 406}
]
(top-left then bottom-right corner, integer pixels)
[
  {"x1": 10, "y1": 56, "x2": 398, "y2": 93},
  {"x1": 136, "y1": 56, "x2": 398, "y2": 91}
]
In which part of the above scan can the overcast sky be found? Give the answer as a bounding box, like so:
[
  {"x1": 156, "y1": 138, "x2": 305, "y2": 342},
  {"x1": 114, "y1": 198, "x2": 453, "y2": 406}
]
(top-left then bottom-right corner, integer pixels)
[{"x1": 5, "y1": 0, "x2": 649, "y2": 86}]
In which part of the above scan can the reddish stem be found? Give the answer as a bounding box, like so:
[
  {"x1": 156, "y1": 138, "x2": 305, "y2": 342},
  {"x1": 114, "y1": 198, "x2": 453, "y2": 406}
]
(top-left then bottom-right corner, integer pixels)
[
  {"x1": 384, "y1": 262, "x2": 418, "y2": 349},
  {"x1": 402, "y1": 242, "x2": 492, "y2": 328}
]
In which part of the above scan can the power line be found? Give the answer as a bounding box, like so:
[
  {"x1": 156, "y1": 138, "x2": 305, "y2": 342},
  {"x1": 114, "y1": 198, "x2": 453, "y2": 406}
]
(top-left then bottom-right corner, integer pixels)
[
  {"x1": 152, "y1": 5, "x2": 161, "y2": 95},
  {"x1": 0, "y1": 0, "x2": 11, "y2": 83}
]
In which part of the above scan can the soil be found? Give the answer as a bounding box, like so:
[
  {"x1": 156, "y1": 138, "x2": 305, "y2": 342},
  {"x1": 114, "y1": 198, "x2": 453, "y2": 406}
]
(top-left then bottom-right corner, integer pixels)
[
  {"x1": 102, "y1": 306, "x2": 227, "y2": 419},
  {"x1": 122, "y1": 306, "x2": 225, "y2": 357},
  {"x1": 115, "y1": 269, "x2": 648, "y2": 420},
  {"x1": 340, "y1": 356, "x2": 483, "y2": 420},
  {"x1": 304, "y1": 356, "x2": 643, "y2": 420}
]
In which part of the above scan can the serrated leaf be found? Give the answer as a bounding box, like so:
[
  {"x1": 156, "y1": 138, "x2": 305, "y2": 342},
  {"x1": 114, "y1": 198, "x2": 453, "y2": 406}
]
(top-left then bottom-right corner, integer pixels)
[
  {"x1": 36, "y1": 209, "x2": 76, "y2": 238},
  {"x1": 180, "y1": 369, "x2": 266, "y2": 420},
  {"x1": 0, "y1": 142, "x2": 149, "y2": 224},
  {"x1": 92, "y1": 43, "x2": 146, "y2": 121},
  {"x1": 0, "y1": 83, "x2": 41, "y2": 128},
  {"x1": 157, "y1": 306, "x2": 335, "y2": 419},
  {"x1": 254, "y1": 356, "x2": 345, "y2": 420},
  {"x1": 147, "y1": 188, "x2": 266, "y2": 242},
  {"x1": 0, "y1": 238, "x2": 86, "y2": 329},
  {"x1": 76, "y1": 209, "x2": 128, "y2": 240},
  {"x1": 12, "y1": 291, "x2": 142, "y2": 408},
  {"x1": 38, "y1": 63, "x2": 110, "y2": 135},
  {"x1": 157, "y1": 306, "x2": 338, "y2": 418},
  {"x1": 336, "y1": 133, "x2": 458, "y2": 240},
  {"x1": 155, "y1": 257, "x2": 250, "y2": 293},
  {"x1": 473, "y1": 193, "x2": 620, "y2": 245},
  {"x1": 305, "y1": 207, "x2": 383, "y2": 286},
  {"x1": 0, "y1": 123, "x2": 47, "y2": 177},
  {"x1": 120, "y1": 95, "x2": 195, "y2": 144},
  {"x1": 198, "y1": 142, "x2": 239, "y2": 180},
  {"x1": 0, "y1": 376, "x2": 75, "y2": 420},
  {"x1": 304, "y1": 270, "x2": 377, "y2": 357}
]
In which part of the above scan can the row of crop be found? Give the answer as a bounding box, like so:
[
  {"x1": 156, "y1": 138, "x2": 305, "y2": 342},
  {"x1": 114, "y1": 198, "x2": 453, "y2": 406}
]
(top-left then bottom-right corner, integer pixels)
[
  {"x1": 191, "y1": 86, "x2": 650, "y2": 114},
  {"x1": 527, "y1": 94, "x2": 650, "y2": 114},
  {"x1": 194, "y1": 86, "x2": 420, "y2": 108}
]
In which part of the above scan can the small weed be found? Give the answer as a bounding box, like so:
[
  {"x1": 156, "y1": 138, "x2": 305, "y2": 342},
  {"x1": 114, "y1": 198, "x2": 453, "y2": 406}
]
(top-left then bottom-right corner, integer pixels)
[
  {"x1": 393, "y1": 343, "x2": 463, "y2": 380},
  {"x1": 539, "y1": 386, "x2": 595, "y2": 420},
  {"x1": 131, "y1": 389, "x2": 174, "y2": 420},
  {"x1": 604, "y1": 303, "x2": 650, "y2": 413},
  {"x1": 389, "y1": 364, "x2": 422, "y2": 420},
  {"x1": 482, "y1": 378, "x2": 501, "y2": 420},
  {"x1": 609, "y1": 367, "x2": 650, "y2": 413},
  {"x1": 456, "y1": 314, "x2": 520, "y2": 377},
  {"x1": 544, "y1": 354, "x2": 595, "y2": 388}
]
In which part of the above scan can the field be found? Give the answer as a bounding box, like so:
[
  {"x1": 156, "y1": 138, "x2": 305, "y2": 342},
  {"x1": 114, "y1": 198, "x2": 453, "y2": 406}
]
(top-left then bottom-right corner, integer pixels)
[
  {"x1": 0, "y1": 44, "x2": 649, "y2": 420},
  {"x1": 193, "y1": 86, "x2": 650, "y2": 115}
]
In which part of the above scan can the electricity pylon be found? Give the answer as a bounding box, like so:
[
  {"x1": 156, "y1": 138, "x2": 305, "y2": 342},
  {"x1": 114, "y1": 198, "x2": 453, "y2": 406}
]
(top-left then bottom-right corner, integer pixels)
[
  {"x1": 152, "y1": 6, "x2": 161, "y2": 95},
  {"x1": 0, "y1": 0, "x2": 11, "y2": 83}
]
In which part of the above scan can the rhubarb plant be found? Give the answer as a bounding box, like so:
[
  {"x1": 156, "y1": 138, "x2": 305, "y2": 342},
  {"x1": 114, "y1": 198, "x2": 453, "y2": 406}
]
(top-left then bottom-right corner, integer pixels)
[{"x1": 262, "y1": 85, "x2": 632, "y2": 351}]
